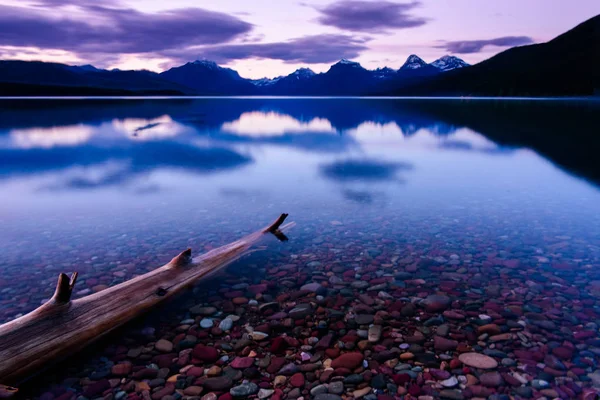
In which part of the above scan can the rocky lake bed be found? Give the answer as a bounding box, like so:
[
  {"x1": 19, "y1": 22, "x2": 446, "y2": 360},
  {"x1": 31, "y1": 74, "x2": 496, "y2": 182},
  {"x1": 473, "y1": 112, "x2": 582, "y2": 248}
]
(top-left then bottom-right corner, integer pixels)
[
  {"x1": 6, "y1": 210, "x2": 600, "y2": 400},
  {"x1": 1, "y1": 99, "x2": 600, "y2": 400}
]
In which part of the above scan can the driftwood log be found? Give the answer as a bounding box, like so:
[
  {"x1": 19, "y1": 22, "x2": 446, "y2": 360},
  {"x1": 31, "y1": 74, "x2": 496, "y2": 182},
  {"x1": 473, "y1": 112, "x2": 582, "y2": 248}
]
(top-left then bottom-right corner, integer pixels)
[{"x1": 0, "y1": 214, "x2": 293, "y2": 395}]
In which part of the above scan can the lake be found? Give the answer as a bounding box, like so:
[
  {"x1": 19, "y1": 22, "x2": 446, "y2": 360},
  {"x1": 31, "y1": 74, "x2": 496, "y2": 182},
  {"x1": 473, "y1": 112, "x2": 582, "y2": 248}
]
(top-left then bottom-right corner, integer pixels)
[{"x1": 1, "y1": 98, "x2": 600, "y2": 397}]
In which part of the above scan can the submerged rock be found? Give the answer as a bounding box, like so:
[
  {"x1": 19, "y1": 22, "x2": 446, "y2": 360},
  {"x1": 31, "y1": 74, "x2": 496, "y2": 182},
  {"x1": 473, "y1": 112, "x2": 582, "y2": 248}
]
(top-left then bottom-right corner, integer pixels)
[
  {"x1": 458, "y1": 353, "x2": 499, "y2": 369},
  {"x1": 230, "y1": 382, "x2": 259, "y2": 397}
]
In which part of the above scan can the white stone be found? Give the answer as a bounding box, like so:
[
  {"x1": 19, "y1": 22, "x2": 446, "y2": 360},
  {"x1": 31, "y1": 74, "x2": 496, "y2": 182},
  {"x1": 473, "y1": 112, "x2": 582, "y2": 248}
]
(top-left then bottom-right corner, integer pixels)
[
  {"x1": 200, "y1": 318, "x2": 213, "y2": 328},
  {"x1": 441, "y1": 376, "x2": 459, "y2": 387}
]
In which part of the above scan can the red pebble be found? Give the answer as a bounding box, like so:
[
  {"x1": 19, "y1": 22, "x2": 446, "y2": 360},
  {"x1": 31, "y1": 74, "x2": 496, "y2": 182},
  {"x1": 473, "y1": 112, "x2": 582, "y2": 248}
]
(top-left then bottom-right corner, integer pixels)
[{"x1": 290, "y1": 373, "x2": 305, "y2": 387}]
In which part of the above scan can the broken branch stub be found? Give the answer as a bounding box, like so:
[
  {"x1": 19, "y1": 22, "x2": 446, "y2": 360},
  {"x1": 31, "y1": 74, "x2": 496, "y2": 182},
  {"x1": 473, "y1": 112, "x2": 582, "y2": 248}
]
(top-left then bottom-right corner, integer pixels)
[{"x1": 51, "y1": 272, "x2": 78, "y2": 304}]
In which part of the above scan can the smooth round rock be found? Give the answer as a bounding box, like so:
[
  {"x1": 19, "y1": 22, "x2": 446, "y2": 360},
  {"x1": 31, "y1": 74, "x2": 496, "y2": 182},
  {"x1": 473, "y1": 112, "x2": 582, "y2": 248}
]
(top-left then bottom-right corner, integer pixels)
[
  {"x1": 328, "y1": 381, "x2": 344, "y2": 394},
  {"x1": 331, "y1": 352, "x2": 364, "y2": 369},
  {"x1": 219, "y1": 318, "x2": 234, "y2": 331},
  {"x1": 200, "y1": 318, "x2": 214, "y2": 328},
  {"x1": 203, "y1": 377, "x2": 233, "y2": 391},
  {"x1": 258, "y1": 389, "x2": 274, "y2": 399},
  {"x1": 458, "y1": 353, "x2": 498, "y2": 369},
  {"x1": 231, "y1": 357, "x2": 254, "y2": 369},
  {"x1": 421, "y1": 295, "x2": 451, "y2": 312},
  {"x1": 441, "y1": 376, "x2": 459, "y2": 387},
  {"x1": 155, "y1": 339, "x2": 173, "y2": 353},
  {"x1": 190, "y1": 306, "x2": 217, "y2": 316},
  {"x1": 230, "y1": 382, "x2": 259, "y2": 397}
]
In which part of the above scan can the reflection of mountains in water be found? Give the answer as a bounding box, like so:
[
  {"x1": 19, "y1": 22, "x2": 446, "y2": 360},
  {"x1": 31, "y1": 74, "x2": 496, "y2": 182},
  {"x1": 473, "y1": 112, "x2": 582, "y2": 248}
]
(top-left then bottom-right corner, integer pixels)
[
  {"x1": 1, "y1": 98, "x2": 599, "y2": 185},
  {"x1": 0, "y1": 98, "x2": 458, "y2": 136}
]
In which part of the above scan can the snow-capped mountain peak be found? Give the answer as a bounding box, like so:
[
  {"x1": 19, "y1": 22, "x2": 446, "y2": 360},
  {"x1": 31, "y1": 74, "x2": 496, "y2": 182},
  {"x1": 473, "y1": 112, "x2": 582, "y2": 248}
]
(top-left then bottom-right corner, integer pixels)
[
  {"x1": 191, "y1": 59, "x2": 219, "y2": 69},
  {"x1": 250, "y1": 76, "x2": 282, "y2": 86},
  {"x1": 292, "y1": 67, "x2": 316, "y2": 77},
  {"x1": 335, "y1": 59, "x2": 362, "y2": 68},
  {"x1": 400, "y1": 54, "x2": 428, "y2": 70},
  {"x1": 430, "y1": 55, "x2": 470, "y2": 72}
]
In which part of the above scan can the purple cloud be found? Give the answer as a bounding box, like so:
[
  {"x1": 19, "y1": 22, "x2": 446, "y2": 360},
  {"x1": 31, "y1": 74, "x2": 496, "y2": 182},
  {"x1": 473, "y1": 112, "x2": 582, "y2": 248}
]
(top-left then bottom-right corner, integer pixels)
[
  {"x1": 0, "y1": 4, "x2": 252, "y2": 56},
  {"x1": 316, "y1": 1, "x2": 427, "y2": 33},
  {"x1": 438, "y1": 36, "x2": 535, "y2": 53},
  {"x1": 30, "y1": 0, "x2": 121, "y2": 6},
  {"x1": 167, "y1": 34, "x2": 370, "y2": 64}
]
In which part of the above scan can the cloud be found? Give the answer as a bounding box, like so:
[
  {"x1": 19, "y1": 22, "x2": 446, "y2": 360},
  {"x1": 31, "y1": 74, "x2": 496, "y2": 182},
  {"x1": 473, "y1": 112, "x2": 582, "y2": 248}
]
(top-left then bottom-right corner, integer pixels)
[
  {"x1": 168, "y1": 34, "x2": 370, "y2": 64},
  {"x1": 316, "y1": 1, "x2": 427, "y2": 33},
  {"x1": 438, "y1": 36, "x2": 534, "y2": 54},
  {"x1": 0, "y1": 3, "x2": 252, "y2": 59},
  {"x1": 30, "y1": 0, "x2": 121, "y2": 6}
]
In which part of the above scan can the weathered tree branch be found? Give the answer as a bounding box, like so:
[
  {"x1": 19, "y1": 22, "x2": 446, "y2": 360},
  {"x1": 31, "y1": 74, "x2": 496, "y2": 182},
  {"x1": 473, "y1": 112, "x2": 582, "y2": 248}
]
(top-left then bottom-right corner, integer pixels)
[{"x1": 0, "y1": 214, "x2": 294, "y2": 391}]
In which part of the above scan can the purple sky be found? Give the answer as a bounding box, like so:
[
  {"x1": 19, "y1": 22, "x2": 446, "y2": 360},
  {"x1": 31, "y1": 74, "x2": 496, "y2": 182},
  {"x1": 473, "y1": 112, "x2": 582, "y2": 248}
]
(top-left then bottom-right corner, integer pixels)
[{"x1": 0, "y1": 0, "x2": 598, "y2": 78}]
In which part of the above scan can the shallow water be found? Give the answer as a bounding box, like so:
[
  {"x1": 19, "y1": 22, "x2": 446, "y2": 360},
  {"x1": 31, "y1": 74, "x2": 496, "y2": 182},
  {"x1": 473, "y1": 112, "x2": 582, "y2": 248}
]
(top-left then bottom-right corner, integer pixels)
[{"x1": 1, "y1": 98, "x2": 600, "y2": 397}]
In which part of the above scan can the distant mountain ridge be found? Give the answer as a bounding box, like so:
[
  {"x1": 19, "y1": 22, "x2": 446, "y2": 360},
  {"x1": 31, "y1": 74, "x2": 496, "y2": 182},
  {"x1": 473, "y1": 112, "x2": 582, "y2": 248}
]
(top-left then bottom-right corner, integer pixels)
[
  {"x1": 159, "y1": 60, "x2": 257, "y2": 95},
  {"x1": 387, "y1": 14, "x2": 600, "y2": 96},
  {"x1": 245, "y1": 55, "x2": 467, "y2": 90},
  {"x1": 0, "y1": 54, "x2": 468, "y2": 96},
  {"x1": 0, "y1": 15, "x2": 597, "y2": 97},
  {"x1": 0, "y1": 60, "x2": 190, "y2": 95}
]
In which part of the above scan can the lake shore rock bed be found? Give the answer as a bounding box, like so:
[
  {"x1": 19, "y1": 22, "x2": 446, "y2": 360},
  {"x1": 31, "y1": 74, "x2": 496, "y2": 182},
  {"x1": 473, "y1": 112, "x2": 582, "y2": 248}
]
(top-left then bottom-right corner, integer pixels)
[{"x1": 25, "y1": 234, "x2": 600, "y2": 400}]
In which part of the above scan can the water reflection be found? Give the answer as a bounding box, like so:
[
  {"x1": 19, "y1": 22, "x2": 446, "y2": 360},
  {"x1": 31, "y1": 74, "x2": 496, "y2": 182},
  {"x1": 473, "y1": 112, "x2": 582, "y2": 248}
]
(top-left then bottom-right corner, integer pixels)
[
  {"x1": 6, "y1": 115, "x2": 189, "y2": 149},
  {"x1": 0, "y1": 142, "x2": 252, "y2": 184},
  {"x1": 221, "y1": 111, "x2": 335, "y2": 136},
  {"x1": 1, "y1": 97, "x2": 600, "y2": 327},
  {"x1": 0, "y1": 98, "x2": 598, "y2": 192},
  {"x1": 10, "y1": 124, "x2": 96, "y2": 149},
  {"x1": 39, "y1": 145, "x2": 252, "y2": 191},
  {"x1": 112, "y1": 115, "x2": 188, "y2": 140},
  {"x1": 319, "y1": 159, "x2": 413, "y2": 182}
]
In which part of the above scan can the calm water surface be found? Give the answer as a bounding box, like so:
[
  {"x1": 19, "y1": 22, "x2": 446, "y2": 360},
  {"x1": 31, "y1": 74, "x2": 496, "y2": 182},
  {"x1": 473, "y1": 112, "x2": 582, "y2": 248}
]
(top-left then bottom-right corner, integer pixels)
[
  {"x1": 1, "y1": 98, "x2": 599, "y2": 321},
  {"x1": 1, "y1": 98, "x2": 600, "y2": 394}
]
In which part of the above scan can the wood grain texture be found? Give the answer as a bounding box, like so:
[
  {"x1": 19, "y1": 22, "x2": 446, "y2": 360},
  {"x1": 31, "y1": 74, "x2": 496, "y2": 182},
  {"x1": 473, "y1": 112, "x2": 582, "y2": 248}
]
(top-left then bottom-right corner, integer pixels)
[{"x1": 0, "y1": 214, "x2": 293, "y2": 389}]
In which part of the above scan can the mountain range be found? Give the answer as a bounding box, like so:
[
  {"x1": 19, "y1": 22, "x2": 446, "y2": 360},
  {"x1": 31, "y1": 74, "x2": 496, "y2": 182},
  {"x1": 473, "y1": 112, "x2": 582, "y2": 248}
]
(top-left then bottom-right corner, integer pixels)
[
  {"x1": 0, "y1": 54, "x2": 466, "y2": 97},
  {"x1": 389, "y1": 14, "x2": 600, "y2": 97},
  {"x1": 0, "y1": 15, "x2": 598, "y2": 97}
]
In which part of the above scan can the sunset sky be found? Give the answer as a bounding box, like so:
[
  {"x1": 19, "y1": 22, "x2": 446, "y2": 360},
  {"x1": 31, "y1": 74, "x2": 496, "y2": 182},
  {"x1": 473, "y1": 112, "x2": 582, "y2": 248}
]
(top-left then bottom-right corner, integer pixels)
[{"x1": 0, "y1": 0, "x2": 598, "y2": 79}]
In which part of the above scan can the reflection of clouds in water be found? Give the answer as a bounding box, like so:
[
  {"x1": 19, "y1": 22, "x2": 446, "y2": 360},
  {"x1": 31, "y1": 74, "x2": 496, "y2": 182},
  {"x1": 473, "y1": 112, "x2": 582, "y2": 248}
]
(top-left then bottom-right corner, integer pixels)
[
  {"x1": 437, "y1": 140, "x2": 510, "y2": 154},
  {"x1": 221, "y1": 111, "x2": 336, "y2": 136},
  {"x1": 39, "y1": 161, "x2": 141, "y2": 191},
  {"x1": 2, "y1": 142, "x2": 253, "y2": 194},
  {"x1": 111, "y1": 115, "x2": 188, "y2": 140},
  {"x1": 10, "y1": 124, "x2": 96, "y2": 149},
  {"x1": 446, "y1": 129, "x2": 498, "y2": 150},
  {"x1": 345, "y1": 121, "x2": 403, "y2": 138},
  {"x1": 346, "y1": 124, "x2": 500, "y2": 153},
  {"x1": 6, "y1": 109, "x2": 497, "y2": 157},
  {"x1": 191, "y1": 131, "x2": 357, "y2": 154},
  {"x1": 8, "y1": 115, "x2": 188, "y2": 149},
  {"x1": 320, "y1": 159, "x2": 413, "y2": 183},
  {"x1": 321, "y1": 160, "x2": 405, "y2": 206},
  {"x1": 2, "y1": 106, "x2": 515, "y2": 198}
]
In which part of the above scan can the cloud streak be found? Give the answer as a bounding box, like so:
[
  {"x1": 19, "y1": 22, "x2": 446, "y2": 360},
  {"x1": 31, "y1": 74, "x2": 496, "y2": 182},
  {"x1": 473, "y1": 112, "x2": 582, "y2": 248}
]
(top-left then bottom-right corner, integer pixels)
[
  {"x1": 0, "y1": 3, "x2": 253, "y2": 58},
  {"x1": 316, "y1": 1, "x2": 427, "y2": 33},
  {"x1": 169, "y1": 34, "x2": 370, "y2": 64},
  {"x1": 438, "y1": 36, "x2": 534, "y2": 53}
]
